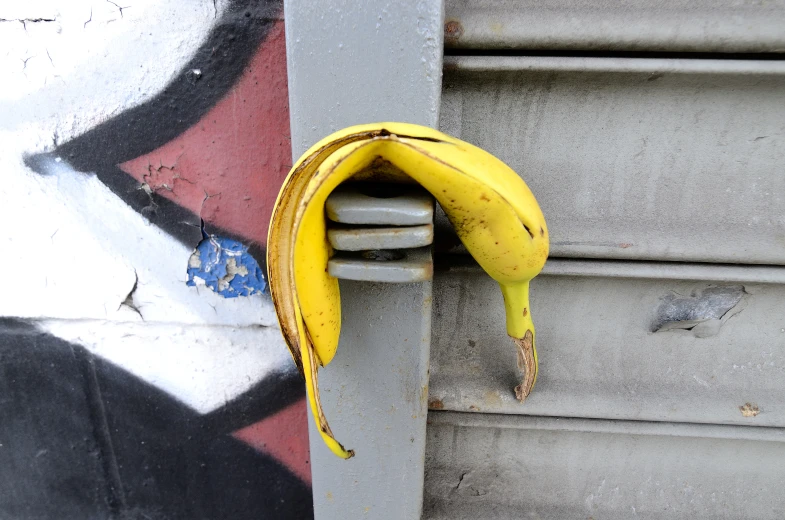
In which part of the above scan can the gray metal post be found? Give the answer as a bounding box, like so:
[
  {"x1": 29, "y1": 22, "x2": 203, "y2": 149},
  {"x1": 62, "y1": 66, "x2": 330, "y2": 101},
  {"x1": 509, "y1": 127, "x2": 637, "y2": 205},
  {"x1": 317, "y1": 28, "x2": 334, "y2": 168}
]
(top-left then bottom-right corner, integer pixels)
[{"x1": 284, "y1": 1, "x2": 444, "y2": 518}]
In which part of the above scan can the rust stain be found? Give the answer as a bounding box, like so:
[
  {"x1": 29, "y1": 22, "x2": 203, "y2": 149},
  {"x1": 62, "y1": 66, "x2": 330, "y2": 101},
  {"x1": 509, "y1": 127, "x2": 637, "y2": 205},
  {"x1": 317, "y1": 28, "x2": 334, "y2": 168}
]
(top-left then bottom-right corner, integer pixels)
[
  {"x1": 444, "y1": 19, "x2": 464, "y2": 44},
  {"x1": 428, "y1": 399, "x2": 444, "y2": 410},
  {"x1": 619, "y1": 243, "x2": 633, "y2": 248},
  {"x1": 740, "y1": 403, "x2": 760, "y2": 417}
]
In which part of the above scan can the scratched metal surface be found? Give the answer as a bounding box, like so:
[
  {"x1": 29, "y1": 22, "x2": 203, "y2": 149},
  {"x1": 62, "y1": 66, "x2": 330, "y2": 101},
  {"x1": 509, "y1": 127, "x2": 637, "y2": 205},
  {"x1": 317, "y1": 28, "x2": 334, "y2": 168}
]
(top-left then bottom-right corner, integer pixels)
[
  {"x1": 440, "y1": 56, "x2": 785, "y2": 265},
  {"x1": 423, "y1": 412, "x2": 785, "y2": 520},
  {"x1": 444, "y1": 0, "x2": 785, "y2": 53},
  {"x1": 428, "y1": 262, "x2": 785, "y2": 427}
]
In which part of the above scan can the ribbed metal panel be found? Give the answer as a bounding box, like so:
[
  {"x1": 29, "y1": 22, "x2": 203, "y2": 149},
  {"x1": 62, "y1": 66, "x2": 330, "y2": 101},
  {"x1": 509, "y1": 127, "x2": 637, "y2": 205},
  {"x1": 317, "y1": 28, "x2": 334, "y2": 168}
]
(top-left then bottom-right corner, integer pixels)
[
  {"x1": 430, "y1": 262, "x2": 785, "y2": 426},
  {"x1": 429, "y1": 7, "x2": 785, "y2": 516},
  {"x1": 441, "y1": 56, "x2": 785, "y2": 264},
  {"x1": 425, "y1": 411, "x2": 785, "y2": 519},
  {"x1": 444, "y1": 0, "x2": 785, "y2": 53}
]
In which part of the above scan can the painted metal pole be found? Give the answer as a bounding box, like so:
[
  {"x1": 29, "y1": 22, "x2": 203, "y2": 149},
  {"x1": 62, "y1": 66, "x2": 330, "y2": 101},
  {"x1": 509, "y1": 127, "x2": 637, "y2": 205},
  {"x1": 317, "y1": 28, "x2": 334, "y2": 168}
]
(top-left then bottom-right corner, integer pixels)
[{"x1": 284, "y1": 0, "x2": 444, "y2": 518}]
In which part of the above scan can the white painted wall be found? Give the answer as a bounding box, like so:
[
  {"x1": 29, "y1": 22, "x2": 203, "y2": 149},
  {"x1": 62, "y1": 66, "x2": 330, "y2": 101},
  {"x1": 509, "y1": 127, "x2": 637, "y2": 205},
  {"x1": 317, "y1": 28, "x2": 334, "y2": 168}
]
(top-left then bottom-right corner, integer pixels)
[{"x1": 0, "y1": 0, "x2": 290, "y2": 413}]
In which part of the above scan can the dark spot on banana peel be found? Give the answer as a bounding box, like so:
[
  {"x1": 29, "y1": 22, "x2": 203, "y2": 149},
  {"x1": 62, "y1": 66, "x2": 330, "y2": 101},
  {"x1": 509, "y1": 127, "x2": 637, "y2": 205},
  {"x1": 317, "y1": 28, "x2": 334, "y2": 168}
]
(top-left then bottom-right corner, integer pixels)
[
  {"x1": 480, "y1": 193, "x2": 490, "y2": 202},
  {"x1": 540, "y1": 227, "x2": 545, "y2": 237},
  {"x1": 522, "y1": 308, "x2": 528, "y2": 317}
]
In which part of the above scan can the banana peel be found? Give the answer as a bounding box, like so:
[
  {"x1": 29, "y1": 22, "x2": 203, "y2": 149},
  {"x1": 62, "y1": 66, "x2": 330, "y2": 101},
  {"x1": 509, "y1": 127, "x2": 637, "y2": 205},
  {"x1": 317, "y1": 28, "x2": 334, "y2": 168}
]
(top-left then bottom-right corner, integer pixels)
[{"x1": 267, "y1": 123, "x2": 549, "y2": 458}]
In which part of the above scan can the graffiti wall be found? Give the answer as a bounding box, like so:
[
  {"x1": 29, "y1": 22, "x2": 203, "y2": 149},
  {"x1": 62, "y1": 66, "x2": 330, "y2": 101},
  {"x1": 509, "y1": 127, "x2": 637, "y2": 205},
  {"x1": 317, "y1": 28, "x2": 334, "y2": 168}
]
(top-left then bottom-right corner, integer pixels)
[{"x1": 0, "y1": 0, "x2": 312, "y2": 517}]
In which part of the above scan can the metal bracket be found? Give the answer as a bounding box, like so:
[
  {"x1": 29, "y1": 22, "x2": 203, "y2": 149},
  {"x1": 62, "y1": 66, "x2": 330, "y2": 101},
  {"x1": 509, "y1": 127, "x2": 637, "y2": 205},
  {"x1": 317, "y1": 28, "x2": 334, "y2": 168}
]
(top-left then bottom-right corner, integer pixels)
[
  {"x1": 326, "y1": 184, "x2": 434, "y2": 283},
  {"x1": 285, "y1": 0, "x2": 443, "y2": 517}
]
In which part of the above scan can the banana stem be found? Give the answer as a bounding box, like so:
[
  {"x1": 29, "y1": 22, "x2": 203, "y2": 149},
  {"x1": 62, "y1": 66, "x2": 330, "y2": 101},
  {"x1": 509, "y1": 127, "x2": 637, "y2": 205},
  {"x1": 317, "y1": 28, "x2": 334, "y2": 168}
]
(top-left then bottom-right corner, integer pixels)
[
  {"x1": 513, "y1": 330, "x2": 537, "y2": 401},
  {"x1": 500, "y1": 281, "x2": 539, "y2": 401}
]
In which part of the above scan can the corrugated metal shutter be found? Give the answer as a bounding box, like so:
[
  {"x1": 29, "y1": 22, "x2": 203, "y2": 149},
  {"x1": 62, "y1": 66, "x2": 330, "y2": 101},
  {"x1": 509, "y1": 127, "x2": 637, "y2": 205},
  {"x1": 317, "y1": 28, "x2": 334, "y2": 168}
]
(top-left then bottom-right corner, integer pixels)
[{"x1": 425, "y1": 2, "x2": 785, "y2": 518}]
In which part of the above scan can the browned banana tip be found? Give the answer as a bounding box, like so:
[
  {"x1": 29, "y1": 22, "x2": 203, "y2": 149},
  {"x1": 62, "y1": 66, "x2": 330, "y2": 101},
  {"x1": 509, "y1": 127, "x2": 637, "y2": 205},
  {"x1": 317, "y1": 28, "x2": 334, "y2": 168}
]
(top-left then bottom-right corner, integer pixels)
[
  {"x1": 513, "y1": 330, "x2": 536, "y2": 402},
  {"x1": 514, "y1": 382, "x2": 530, "y2": 402}
]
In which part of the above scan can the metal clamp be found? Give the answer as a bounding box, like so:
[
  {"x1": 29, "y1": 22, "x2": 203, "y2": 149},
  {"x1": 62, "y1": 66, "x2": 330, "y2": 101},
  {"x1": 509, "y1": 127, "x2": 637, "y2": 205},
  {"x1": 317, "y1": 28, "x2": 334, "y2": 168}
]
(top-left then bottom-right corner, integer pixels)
[{"x1": 326, "y1": 183, "x2": 434, "y2": 283}]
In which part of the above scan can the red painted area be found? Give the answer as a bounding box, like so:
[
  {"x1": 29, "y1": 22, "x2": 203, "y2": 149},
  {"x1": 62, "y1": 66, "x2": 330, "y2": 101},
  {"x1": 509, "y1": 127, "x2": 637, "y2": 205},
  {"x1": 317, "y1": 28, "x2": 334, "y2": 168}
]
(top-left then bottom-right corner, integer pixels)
[
  {"x1": 233, "y1": 398, "x2": 311, "y2": 485},
  {"x1": 120, "y1": 21, "x2": 291, "y2": 248},
  {"x1": 121, "y1": 20, "x2": 310, "y2": 486}
]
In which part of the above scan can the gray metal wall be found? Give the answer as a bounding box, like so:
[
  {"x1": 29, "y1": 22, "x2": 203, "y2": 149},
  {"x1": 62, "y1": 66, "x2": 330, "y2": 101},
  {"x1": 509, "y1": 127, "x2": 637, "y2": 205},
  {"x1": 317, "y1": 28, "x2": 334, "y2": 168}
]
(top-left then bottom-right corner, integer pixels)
[{"x1": 425, "y1": 1, "x2": 785, "y2": 517}]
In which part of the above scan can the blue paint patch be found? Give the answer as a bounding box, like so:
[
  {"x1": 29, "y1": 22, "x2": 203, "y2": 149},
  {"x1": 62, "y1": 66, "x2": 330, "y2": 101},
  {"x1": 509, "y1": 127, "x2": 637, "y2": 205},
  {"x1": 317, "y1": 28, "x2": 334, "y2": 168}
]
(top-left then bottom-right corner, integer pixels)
[{"x1": 186, "y1": 236, "x2": 265, "y2": 297}]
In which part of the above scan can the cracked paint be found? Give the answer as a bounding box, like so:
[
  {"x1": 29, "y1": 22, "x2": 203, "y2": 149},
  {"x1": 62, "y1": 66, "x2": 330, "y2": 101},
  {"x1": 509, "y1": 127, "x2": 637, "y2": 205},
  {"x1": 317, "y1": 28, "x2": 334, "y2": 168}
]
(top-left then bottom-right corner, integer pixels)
[
  {"x1": 187, "y1": 235, "x2": 265, "y2": 297},
  {"x1": 116, "y1": 20, "x2": 290, "y2": 249},
  {"x1": 0, "y1": 1, "x2": 311, "y2": 514},
  {"x1": 119, "y1": 270, "x2": 143, "y2": 319}
]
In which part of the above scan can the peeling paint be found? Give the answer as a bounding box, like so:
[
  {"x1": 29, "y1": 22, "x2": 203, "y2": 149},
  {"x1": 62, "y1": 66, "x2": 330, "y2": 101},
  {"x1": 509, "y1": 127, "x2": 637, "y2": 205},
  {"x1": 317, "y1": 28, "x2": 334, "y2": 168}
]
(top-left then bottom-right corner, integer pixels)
[
  {"x1": 187, "y1": 235, "x2": 265, "y2": 298},
  {"x1": 651, "y1": 285, "x2": 746, "y2": 337},
  {"x1": 0, "y1": 0, "x2": 309, "y2": 514}
]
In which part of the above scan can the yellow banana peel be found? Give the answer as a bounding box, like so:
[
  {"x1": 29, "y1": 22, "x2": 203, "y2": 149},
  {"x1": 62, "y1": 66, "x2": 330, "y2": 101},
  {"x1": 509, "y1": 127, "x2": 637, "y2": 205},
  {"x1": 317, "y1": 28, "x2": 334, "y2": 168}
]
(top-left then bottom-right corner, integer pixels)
[{"x1": 267, "y1": 123, "x2": 549, "y2": 459}]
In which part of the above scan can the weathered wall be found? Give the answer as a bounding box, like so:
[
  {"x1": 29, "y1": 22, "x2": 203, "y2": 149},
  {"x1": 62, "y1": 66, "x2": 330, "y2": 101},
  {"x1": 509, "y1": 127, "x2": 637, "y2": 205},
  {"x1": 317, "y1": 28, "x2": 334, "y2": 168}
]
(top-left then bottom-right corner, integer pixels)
[{"x1": 0, "y1": 1, "x2": 311, "y2": 517}]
